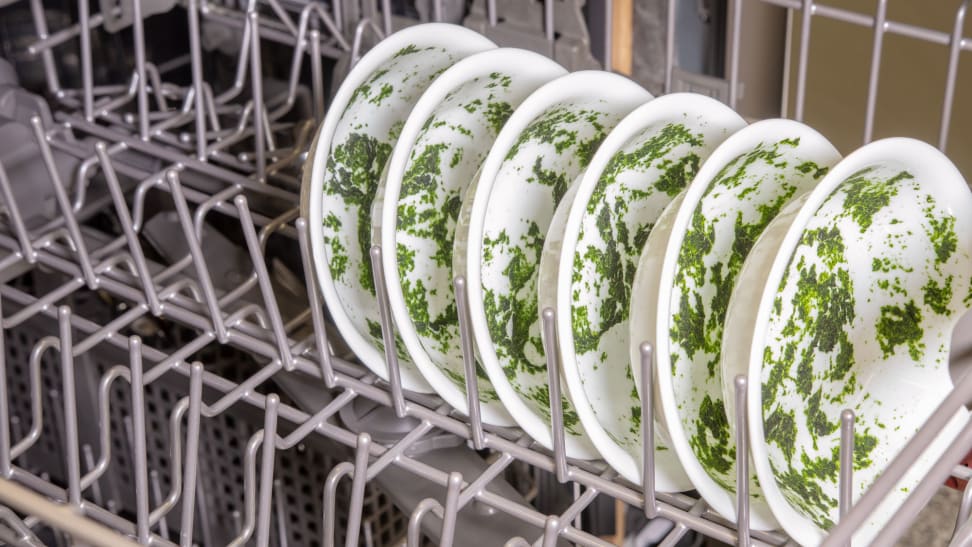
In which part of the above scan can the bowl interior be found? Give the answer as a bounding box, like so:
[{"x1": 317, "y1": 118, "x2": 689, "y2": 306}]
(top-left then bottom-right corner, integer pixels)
[
  {"x1": 381, "y1": 48, "x2": 565, "y2": 425},
  {"x1": 468, "y1": 71, "x2": 651, "y2": 458},
  {"x1": 309, "y1": 24, "x2": 494, "y2": 391},
  {"x1": 556, "y1": 94, "x2": 745, "y2": 485},
  {"x1": 753, "y1": 140, "x2": 972, "y2": 544},
  {"x1": 655, "y1": 120, "x2": 841, "y2": 525}
]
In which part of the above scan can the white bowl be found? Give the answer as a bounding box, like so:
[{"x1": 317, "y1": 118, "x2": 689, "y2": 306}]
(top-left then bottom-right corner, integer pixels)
[
  {"x1": 630, "y1": 119, "x2": 841, "y2": 527},
  {"x1": 722, "y1": 138, "x2": 972, "y2": 545},
  {"x1": 539, "y1": 93, "x2": 746, "y2": 488},
  {"x1": 462, "y1": 71, "x2": 652, "y2": 458},
  {"x1": 377, "y1": 48, "x2": 566, "y2": 425},
  {"x1": 304, "y1": 23, "x2": 495, "y2": 391}
]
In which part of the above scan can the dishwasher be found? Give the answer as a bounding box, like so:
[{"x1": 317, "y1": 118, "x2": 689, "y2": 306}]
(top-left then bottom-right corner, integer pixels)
[{"x1": 0, "y1": 0, "x2": 968, "y2": 545}]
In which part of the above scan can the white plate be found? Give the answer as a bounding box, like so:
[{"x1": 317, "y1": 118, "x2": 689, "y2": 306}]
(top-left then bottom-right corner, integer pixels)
[
  {"x1": 630, "y1": 119, "x2": 841, "y2": 526},
  {"x1": 462, "y1": 70, "x2": 652, "y2": 459},
  {"x1": 723, "y1": 138, "x2": 972, "y2": 545},
  {"x1": 377, "y1": 48, "x2": 566, "y2": 425},
  {"x1": 541, "y1": 93, "x2": 745, "y2": 488},
  {"x1": 304, "y1": 23, "x2": 495, "y2": 392}
]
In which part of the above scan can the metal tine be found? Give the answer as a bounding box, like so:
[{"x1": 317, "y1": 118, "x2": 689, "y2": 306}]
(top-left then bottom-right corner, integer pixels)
[
  {"x1": 350, "y1": 18, "x2": 386, "y2": 67},
  {"x1": 82, "y1": 444, "x2": 103, "y2": 506},
  {"x1": 823, "y1": 370, "x2": 972, "y2": 546},
  {"x1": 195, "y1": 472, "x2": 215, "y2": 547},
  {"x1": 441, "y1": 473, "x2": 464, "y2": 546},
  {"x1": 322, "y1": 462, "x2": 353, "y2": 547},
  {"x1": 540, "y1": 307, "x2": 568, "y2": 483},
  {"x1": 322, "y1": 432, "x2": 371, "y2": 547},
  {"x1": 863, "y1": 0, "x2": 889, "y2": 144},
  {"x1": 178, "y1": 363, "x2": 204, "y2": 547},
  {"x1": 273, "y1": 479, "x2": 289, "y2": 547},
  {"x1": 187, "y1": 0, "x2": 208, "y2": 161},
  {"x1": 433, "y1": 0, "x2": 443, "y2": 21},
  {"x1": 938, "y1": 0, "x2": 968, "y2": 151},
  {"x1": 0, "y1": 295, "x2": 10, "y2": 478},
  {"x1": 248, "y1": 11, "x2": 267, "y2": 183},
  {"x1": 29, "y1": 117, "x2": 98, "y2": 288},
  {"x1": 664, "y1": 0, "x2": 675, "y2": 93},
  {"x1": 296, "y1": 218, "x2": 337, "y2": 387},
  {"x1": 793, "y1": 0, "x2": 814, "y2": 121},
  {"x1": 165, "y1": 170, "x2": 228, "y2": 342},
  {"x1": 838, "y1": 409, "x2": 855, "y2": 529},
  {"x1": 129, "y1": 336, "x2": 152, "y2": 544},
  {"x1": 144, "y1": 63, "x2": 169, "y2": 113},
  {"x1": 955, "y1": 475, "x2": 972, "y2": 540},
  {"x1": 369, "y1": 245, "x2": 407, "y2": 417},
  {"x1": 310, "y1": 29, "x2": 325, "y2": 123},
  {"x1": 28, "y1": 0, "x2": 63, "y2": 95},
  {"x1": 235, "y1": 195, "x2": 295, "y2": 370},
  {"x1": 381, "y1": 0, "x2": 392, "y2": 37},
  {"x1": 543, "y1": 0, "x2": 554, "y2": 54},
  {"x1": 733, "y1": 375, "x2": 750, "y2": 547},
  {"x1": 727, "y1": 0, "x2": 743, "y2": 109},
  {"x1": 454, "y1": 276, "x2": 486, "y2": 449},
  {"x1": 94, "y1": 142, "x2": 162, "y2": 314},
  {"x1": 10, "y1": 336, "x2": 56, "y2": 460},
  {"x1": 407, "y1": 471, "x2": 462, "y2": 547},
  {"x1": 346, "y1": 431, "x2": 372, "y2": 547},
  {"x1": 0, "y1": 163, "x2": 36, "y2": 264},
  {"x1": 150, "y1": 470, "x2": 170, "y2": 540},
  {"x1": 540, "y1": 515, "x2": 560, "y2": 547},
  {"x1": 255, "y1": 395, "x2": 280, "y2": 547},
  {"x1": 639, "y1": 342, "x2": 658, "y2": 518},
  {"x1": 406, "y1": 498, "x2": 440, "y2": 546},
  {"x1": 227, "y1": 422, "x2": 271, "y2": 547},
  {"x1": 57, "y1": 307, "x2": 83, "y2": 514},
  {"x1": 132, "y1": 0, "x2": 151, "y2": 140}
]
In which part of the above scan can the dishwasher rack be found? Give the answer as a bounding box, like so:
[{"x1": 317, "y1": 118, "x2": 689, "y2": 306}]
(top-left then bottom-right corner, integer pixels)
[{"x1": 0, "y1": 0, "x2": 969, "y2": 546}]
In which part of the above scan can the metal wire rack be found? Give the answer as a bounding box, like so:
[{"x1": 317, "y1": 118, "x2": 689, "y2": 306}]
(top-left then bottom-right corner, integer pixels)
[{"x1": 0, "y1": 0, "x2": 968, "y2": 546}]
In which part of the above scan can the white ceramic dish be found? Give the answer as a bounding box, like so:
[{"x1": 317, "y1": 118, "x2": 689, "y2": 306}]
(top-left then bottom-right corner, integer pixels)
[
  {"x1": 377, "y1": 48, "x2": 566, "y2": 425},
  {"x1": 537, "y1": 93, "x2": 746, "y2": 488},
  {"x1": 629, "y1": 119, "x2": 841, "y2": 526},
  {"x1": 462, "y1": 71, "x2": 652, "y2": 458},
  {"x1": 305, "y1": 23, "x2": 495, "y2": 392},
  {"x1": 722, "y1": 138, "x2": 972, "y2": 545}
]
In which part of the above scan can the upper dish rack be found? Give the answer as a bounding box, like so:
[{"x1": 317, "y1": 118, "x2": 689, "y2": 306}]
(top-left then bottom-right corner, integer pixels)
[{"x1": 0, "y1": 0, "x2": 968, "y2": 546}]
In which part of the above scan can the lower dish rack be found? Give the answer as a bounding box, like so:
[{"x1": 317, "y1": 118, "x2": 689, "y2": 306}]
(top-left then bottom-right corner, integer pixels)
[{"x1": 0, "y1": 0, "x2": 969, "y2": 546}]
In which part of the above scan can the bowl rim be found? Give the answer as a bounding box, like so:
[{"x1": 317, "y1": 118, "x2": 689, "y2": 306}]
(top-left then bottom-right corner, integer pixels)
[
  {"x1": 744, "y1": 137, "x2": 972, "y2": 544},
  {"x1": 379, "y1": 47, "x2": 566, "y2": 426},
  {"x1": 652, "y1": 118, "x2": 839, "y2": 527},
  {"x1": 554, "y1": 92, "x2": 743, "y2": 487},
  {"x1": 304, "y1": 23, "x2": 495, "y2": 392},
  {"x1": 464, "y1": 69, "x2": 651, "y2": 459}
]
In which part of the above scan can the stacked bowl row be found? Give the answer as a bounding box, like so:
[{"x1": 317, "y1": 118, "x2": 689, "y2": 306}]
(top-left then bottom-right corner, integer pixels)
[{"x1": 299, "y1": 23, "x2": 972, "y2": 546}]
